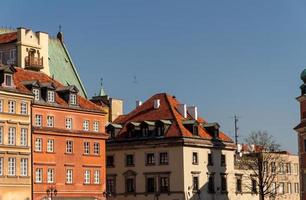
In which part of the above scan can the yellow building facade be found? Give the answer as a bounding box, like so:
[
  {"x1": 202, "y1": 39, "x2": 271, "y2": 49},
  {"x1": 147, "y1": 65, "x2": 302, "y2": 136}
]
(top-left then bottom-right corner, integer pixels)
[{"x1": 0, "y1": 65, "x2": 33, "y2": 200}]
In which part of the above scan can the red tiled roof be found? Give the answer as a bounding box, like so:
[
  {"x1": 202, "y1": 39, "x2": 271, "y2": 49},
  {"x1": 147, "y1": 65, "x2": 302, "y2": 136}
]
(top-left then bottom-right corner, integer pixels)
[
  {"x1": 113, "y1": 93, "x2": 233, "y2": 142},
  {"x1": 13, "y1": 67, "x2": 103, "y2": 112},
  {"x1": 0, "y1": 32, "x2": 17, "y2": 44}
]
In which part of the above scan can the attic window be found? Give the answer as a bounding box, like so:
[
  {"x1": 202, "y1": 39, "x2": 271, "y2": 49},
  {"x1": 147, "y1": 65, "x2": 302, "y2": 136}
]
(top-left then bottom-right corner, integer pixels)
[
  {"x1": 33, "y1": 88, "x2": 40, "y2": 101},
  {"x1": 4, "y1": 74, "x2": 13, "y2": 87},
  {"x1": 70, "y1": 94, "x2": 77, "y2": 105},
  {"x1": 47, "y1": 90, "x2": 55, "y2": 103},
  {"x1": 193, "y1": 125, "x2": 198, "y2": 136}
]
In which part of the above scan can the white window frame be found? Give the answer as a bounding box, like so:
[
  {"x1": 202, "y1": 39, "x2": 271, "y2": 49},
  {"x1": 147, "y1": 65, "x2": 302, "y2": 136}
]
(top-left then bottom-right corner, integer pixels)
[
  {"x1": 84, "y1": 142, "x2": 90, "y2": 155},
  {"x1": 0, "y1": 126, "x2": 3, "y2": 144},
  {"x1": 20, "y1": 128, "x2": 28, "y2": 146},
  {"x1": 66, "y1": 140, "x2": 73, "y2": 154},
  {"x1": 83, "y1": 120, "x2": 89, "y2": 131},
  {"x1": 94, "y1": 142, "x2": 100, "y2": 155},
  {"x1": 20, "y1": 102, "x2": 28, "y2": 115},
  {"x1": 0, "y1": 99, "x2": 3, "y2": 112},
  {"x1": 35, "y1": 138, "x2": 42, "y2": 152},
  {"x1": 33, "y1": 88, "x2": 40, "y2": 101},
  {"x1": 35, "y1": 168, "x2": 42, "y2": 183},
  {"x1": 70, "y1": 93, "x2": 77, "y2": 105},
  {"x1": 8, "y1": 157, "x2": 16, "y2": 176},
  {"x1": 65, "y1": 118, "x2": 72, "y2": 129},
  {"x1": 94, "y1": 170, "x2": 100, "y2": 184},
  {"x1": 0, "y1": 157, "x2": 3, "y2": 176},
  {"x1": 47, "y1": 116, "x2": 54, "y2": 127},
  {"x1": 8, "y1": 127, "x2": 16, "y2": 145},
  {"x1": 47, "y1": 90, "x2": 55, "y2": 103},
  {"x1": 35, "y1": 115, "x2": 42, "y2": 127},
  {"x1": 66, "y1": 169, "x2": 73, "y2": 184},
  {"x1": 47, "y1": 168, "x2": 54, "y2": 183},
  {"x1": 47, "y1": 139, "x2": 54, "y2": 153},
  {"x1": 93, "y1": 121, "x2": 99, "y2": 132},
  {"x1": 8, "y1": 100, "x2": 16, "y2": 113},
  {"x1": 20, "y1": 158, "x2": 28, "y2": 176},
  {"x1": 4, "y1": 74, "x2": 13, "y2": 87},
  {"x1": 84, "y1": 170, "x2": 90, "y2": 184}
]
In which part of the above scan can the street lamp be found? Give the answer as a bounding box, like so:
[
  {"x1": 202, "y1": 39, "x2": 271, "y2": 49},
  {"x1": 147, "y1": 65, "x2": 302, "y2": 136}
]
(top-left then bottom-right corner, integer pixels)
[{"x1": 46, "y1": 186, "x2": 57, "y2": 200}]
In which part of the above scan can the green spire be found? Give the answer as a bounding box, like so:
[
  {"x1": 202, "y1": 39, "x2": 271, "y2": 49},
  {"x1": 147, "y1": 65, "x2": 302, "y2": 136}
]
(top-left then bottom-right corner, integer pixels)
[{"x1": 99, "y1": 78, "x2": 107, "y2": 96}]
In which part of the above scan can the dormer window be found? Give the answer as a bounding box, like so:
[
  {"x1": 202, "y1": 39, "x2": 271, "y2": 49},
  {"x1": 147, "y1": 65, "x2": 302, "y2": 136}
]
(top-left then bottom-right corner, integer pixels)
[
  {"x1": 4, "y1": 74, "x2": 13, "y2": 87},
  {"x1": 33, "y1": 88, "x2": 40, "y2": 101},
  {"x1": 47, "y1": 90, "x2": 55, "y2": 103},
  {"x1": 70, "y1": 94, "x2": 77, "y2": 105}
]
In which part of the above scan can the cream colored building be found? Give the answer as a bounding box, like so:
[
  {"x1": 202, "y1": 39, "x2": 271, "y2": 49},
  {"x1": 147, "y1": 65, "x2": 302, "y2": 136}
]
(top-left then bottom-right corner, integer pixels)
[
  {"x1": 0, "y1": 65, "x2": 33, "y2": 200},
  {"x1": 106, "y1": 93, "x2": 236, "y2": 200}
]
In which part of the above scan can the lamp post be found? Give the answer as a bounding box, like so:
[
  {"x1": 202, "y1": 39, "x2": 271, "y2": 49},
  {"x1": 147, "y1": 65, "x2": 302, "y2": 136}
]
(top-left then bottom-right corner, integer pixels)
[{"x1": 46, "y1": 186, "x2": 57, "y2": 200}]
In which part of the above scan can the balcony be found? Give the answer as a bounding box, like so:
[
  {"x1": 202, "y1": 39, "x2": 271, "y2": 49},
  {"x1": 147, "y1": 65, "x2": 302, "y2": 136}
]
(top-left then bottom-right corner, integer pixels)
[{"x1": 25, "y1": 56, "x2": 43, "y2": 71}]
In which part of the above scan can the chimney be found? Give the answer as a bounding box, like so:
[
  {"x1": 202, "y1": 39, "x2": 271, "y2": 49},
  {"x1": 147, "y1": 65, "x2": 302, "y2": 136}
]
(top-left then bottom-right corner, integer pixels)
[
  {"x1": 178, "y1": 104, "x2": 187, "y2": 118},
  {"x1": 154, "y1": 99, "x2": 160, "y2": 109},
  {"x1": 136, "y1": 100, "x2": 142, "y2": 108},
  {"x1": 187, "y1": 106, "x2": 198, "y2": 120}
]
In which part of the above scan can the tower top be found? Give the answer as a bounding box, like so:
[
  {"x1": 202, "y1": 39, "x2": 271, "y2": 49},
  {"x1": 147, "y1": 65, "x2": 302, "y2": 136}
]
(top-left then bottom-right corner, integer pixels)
[{"x1": 98, "y1": 78, "x2": 107, "y2": 97}]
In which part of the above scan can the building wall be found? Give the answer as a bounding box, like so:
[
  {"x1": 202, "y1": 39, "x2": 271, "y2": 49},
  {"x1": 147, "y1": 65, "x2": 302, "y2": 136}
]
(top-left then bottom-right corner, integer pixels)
[
  {"x1": 107, "y1": 144, "x2": 185, "y2": 200},
  {"x1": 0, "y1": 90, "x2": 33, "y2": 200},
  {"x1": 32, "y1": 105, "x2": 107, "y2": 200}
]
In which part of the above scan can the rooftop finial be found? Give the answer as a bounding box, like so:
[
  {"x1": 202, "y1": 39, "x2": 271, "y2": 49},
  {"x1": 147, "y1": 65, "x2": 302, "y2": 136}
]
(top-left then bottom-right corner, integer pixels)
[
  {"x1": 59, "y1": 25, "x2": 62, "y2": 32},
  {"x1": 98, "y1": 78, "x2": 106, "y2": 97},
  {"x1": 57, "y1": 25, "x2": 64, "y2": 43}
]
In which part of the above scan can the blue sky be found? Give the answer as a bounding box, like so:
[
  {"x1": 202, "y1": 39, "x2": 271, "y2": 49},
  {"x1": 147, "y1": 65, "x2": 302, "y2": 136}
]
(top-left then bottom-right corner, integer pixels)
[{"x1": 2, "y1": 0, "x2": 306, "y2": 153}]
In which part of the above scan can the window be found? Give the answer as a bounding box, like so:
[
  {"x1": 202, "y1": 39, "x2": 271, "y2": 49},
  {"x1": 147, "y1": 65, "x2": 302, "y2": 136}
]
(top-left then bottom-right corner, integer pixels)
[
  {"x1": 8, "y1": 127, "x2": 16, "y2": 145},
  {"x1": 66, "y1": 140, "x2": 73, "y2": 153},
  {"x1": 279, "y1": 163, "x2": 285, "y2": 174},
  {"x1": 160, "y1": 176, "x2": 169, "y2": 193},
  {"x1": 84, "y1": 170, "x2": 90, "y2": 184},
  {"x1": 221, "y1": 174, "x2": 227, "y2": 192},
  {"x1": 192, "y1": 152, "x2": 198, "y2": 165},
  {"x1": 94, "y1": 142, "x2": 100, "y2": 155},
  {"x1": 47, "y1": 168, "x2": 54, "y2": 183},
  {"x1": 294, "y1": 183, "x2": 299, "y2": 193},
  {"x1": 288, "y1": 182, "x2": 292, "y2": 194},
  {"x1": 47, "y1": 116, "x2": 54, "y2": 127},
  {"x1": 33, "y1": 88, "x2": 40, "y2": 101},
  {"x1": 65, "y1": 118, "x2": 72, "y2": 129},
  {"x1": 70, "y1": 94, "x2": 77, "y2": 105},
  {"x1": 8, "y1": 157, "x2": 16, "y2": 176},
  {"x1": 20, "y1": 102, "x2": 27, "y2": 114},
  {"x1": 126, "y1": 154, "x2": 134, "y2": 166},
  {"x1": 66, "y1": 169, "x2": 73, "y2": 184},
  {"x1": 208, "y1": 174, "x2": 215, "y2": 193},
  {"x1": 0, "y1": 157, "x2": 3, "y2": 176},
  {"x1": 8, "y1": 100, "x2": 15, "y2": 113},
  {"x1": 0, "y1": 99, "x2": 2, "y2": 112},
  {"x1": 252, "y1": 178, "x2": 257, "y2": 193},
  {"x1": 107, "y1": 155, "x2": 114, "y2": 167},
  {"x1": 35, "y1": 168, "x2": 42, "y2": 183},
  {"x1": 271, "y1": 162, "x2": 276, "y2": 173},
  {"x1": 20, "y1": 158, "x2": 28, "y2": 176},
  {"x1": 236, "y1": 175, "x2": 242, "y2": 193},
  {"x1": 146, "y1": 153, "x2": 155, "y2": 165},
  {"x1": 208, "y1": 153, "x2": 213, "y2": 166},
  {"x1": 286, "y1": 163, "x2": 291, "y2": 174},
  {"x1": 84, "y1": 142, "x2": 90, "y2": 154},
  {"x1": 263, "y1": 161, "x2": 268, "y2": 173},
  {"x1": 193, "y1": 176, "x2": 199, "y2": 192},
  {"x1": 35, "y1": 115, "x2": 42, "y2": 127},
  {"x1": 94, "y1": 170, "x2": 100, "y2": 184},
  {"x1": 20, "y1": 128, "x2": 28, "y2": 146},
  {"x1": 193, "y1": 125, "x2": 198, "y2": 135},
  {"x1": 221, "y1": 154, "x2": 226, "y2": 166},
  {"x1": 47, "y1": 90, "x2": 55, "y2": 103},
  {"x1": 107, "y1": 177, "x2": 116, "y2": 194},
  {"x1": 0, "y1": 126, "x2": 3, "y2": 144},
  {"x1": 10, "y1": 49, "x2": 16, "y2": 60},
  {"x1": 146, "y1": 177, "x2": 156, "y2": 193},
  {"x1": 126, "y1": 177, "x2": 135, "y2": 193},
  {"x1": 271, "y1": 182, "x2": 276, "y2": 194},
  {"x1": 159, "y1": 152, "x2": 169, "y2": 165},
  {"x1": 93, "y1": 121, "x2": 99, "y2": 132},
  {"x1": 294, "y1": 164, "x2": 299, "y2": 175},
  {"x1": 35, "y1": 138, "x2": 42, "y2": 152},
  {"x1": 47, "y1": 139, "x2": 54, "y2": 152},
  {"x1": 279, "y1": 182, "x2": 284, "y2": 194},
  {"x1": 5, "y1": 74, "x2": 13, "y2": 87},
  {"x1": 83, "y1": 120, "x2": 89, "y2": 131}
]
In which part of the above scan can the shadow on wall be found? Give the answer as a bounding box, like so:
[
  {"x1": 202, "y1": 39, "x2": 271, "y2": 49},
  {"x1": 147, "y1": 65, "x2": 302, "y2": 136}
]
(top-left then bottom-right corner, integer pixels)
[{"x1": 188, "y1": 139, "x2": 230, "y2": 200}]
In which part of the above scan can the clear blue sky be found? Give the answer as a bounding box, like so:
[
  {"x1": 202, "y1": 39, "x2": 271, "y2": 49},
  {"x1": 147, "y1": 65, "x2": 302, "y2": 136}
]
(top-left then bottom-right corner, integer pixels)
[{"x1": 2, "y1": 0, "x2": 306, "y2": 153}]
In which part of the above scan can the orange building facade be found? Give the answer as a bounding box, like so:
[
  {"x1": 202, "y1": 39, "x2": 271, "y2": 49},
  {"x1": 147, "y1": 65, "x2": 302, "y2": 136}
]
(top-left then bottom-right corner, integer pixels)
[{"x1": 12, "y1": 67, "x2": 108, "y2": 200}]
